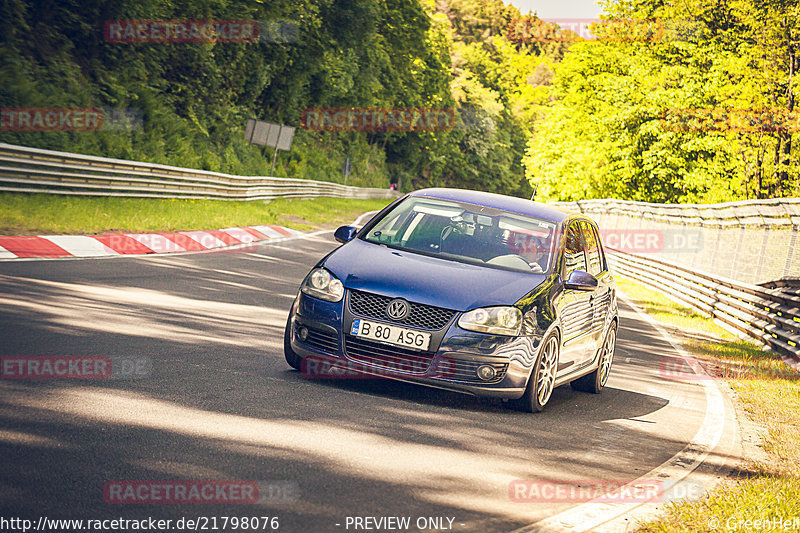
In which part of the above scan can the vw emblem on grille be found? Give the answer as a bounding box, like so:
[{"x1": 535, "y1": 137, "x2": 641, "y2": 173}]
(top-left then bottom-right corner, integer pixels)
[{"x1": 386, "y1": 299, "x2": 409, "y2": 321}]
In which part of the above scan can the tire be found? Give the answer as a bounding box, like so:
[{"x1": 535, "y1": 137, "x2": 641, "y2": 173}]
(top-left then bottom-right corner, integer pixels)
[
  {"x1": 571, "y1": 322, "x2": 617, "y2": 394},
  {"x1": 284, "y1": 316, "x2": 302, "y2": 370},
  {"x1": 509, "y1": 332, "x2": 560, "y2": 413}
]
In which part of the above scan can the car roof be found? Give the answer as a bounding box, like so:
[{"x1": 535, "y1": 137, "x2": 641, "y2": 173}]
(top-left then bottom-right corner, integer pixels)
[{"x1": 409, "y1": 188, "x2": 580, "y2": 224}]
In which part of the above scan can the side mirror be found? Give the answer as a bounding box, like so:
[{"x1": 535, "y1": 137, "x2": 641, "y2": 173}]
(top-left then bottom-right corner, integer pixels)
[
  {"x1": 334, "y1": 226, "x2": 358, "y2": 244},
  {"x1": 564, "y1": 270, "x2": 598, "y2": 291}
]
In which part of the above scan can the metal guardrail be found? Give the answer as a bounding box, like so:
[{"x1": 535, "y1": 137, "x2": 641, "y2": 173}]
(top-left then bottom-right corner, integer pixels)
[
  {"x1": 557, "y1": 198, "x2": 800, "y2": 285},
  {"x1": 554, "y1": 198, "x2": 800, "y2": 365},
  {"x1": 558, "y1": 198, "x2": 800, "y2": 227},
  {"x1": 0, "y1": 143, "x2": 398, "y2": 201},
  {"x1": 608, "y1": 249, "x2": 800, "y2": 366}
]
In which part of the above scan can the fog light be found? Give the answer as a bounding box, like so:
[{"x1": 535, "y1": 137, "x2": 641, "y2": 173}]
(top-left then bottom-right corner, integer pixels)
[
  {"x1": 298, "y1": 327, "x2": 309, "y2": 341},
  {"x1": 476, "y1": 365, "x2": 497, "y2": 381}
]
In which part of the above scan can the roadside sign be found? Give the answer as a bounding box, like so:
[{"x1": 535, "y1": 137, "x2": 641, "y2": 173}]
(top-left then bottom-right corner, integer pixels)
[{"x1": 245, "y1": 119, "x2": 294, "y2": 151}]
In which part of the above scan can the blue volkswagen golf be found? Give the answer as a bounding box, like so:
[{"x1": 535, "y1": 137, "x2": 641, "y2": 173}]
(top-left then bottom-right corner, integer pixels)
[{"x1": 285, "y1": 188, "x2": 618, "y2": 412}]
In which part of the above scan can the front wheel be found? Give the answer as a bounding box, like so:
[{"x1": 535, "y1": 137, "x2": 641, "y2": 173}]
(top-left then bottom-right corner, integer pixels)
[
  {"x1": 509, "y1": 333, "x2": 560, "y2": 413},
  {"x1": 571, "y1": 322, "x2": 617, "y2": 394},
  {"x1": 284, "y1": 316, "x2": 302, "y2": 370}
]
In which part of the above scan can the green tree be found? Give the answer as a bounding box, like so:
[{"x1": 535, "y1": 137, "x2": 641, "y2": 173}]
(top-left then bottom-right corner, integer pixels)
[{"x1": 525, "y1": 0, "x2": 799, "y2": 202}]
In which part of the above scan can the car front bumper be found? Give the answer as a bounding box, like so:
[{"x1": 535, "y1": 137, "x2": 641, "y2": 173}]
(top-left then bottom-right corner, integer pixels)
[{"x1": 288, "y1": 292, "x2": 541, "y2": 399}]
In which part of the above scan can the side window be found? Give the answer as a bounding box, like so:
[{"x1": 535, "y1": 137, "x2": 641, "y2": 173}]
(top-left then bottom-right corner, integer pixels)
[
  {"x1": 593, "y1": 224, "x2": 608, "y2": 272},
  {"x1": 562, "y1": 223, "x2": 587, "y2": 278},
  {"x1": 582, "y1": 221, "x2": 603, "y2": 276}
]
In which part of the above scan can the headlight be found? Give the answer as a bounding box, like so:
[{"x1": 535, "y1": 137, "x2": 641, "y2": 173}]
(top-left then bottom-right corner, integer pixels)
[
  {"x1": 458, "y1": 306, "x2": 522, "y2": 336},
  {"x1": 301, "y1": 268, "x2": 344, "y2": 302}
]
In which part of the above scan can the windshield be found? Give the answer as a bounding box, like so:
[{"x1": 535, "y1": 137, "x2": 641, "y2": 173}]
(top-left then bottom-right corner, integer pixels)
[{"x1": 363, "y1": 196, "x2": 556, "y2": 274}]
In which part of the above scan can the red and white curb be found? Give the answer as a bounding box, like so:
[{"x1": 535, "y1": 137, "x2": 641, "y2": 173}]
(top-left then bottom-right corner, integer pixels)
[{"x1": 0, "y1": 225, "x2": 303, "y2": 260}]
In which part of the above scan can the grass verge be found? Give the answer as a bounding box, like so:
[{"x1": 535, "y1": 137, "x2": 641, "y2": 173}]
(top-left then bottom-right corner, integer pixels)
[
  {"x1": 615, "y1": 277, "x2": 800, "y2": 532},
  {"x1": 0, "y1": 192, "x2": 394, "y2": 235}
]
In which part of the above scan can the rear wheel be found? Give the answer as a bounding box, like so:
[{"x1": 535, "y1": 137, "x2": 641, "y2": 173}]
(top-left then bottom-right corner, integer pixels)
[
  {"x1": 284, "y1": 317, "x2": 302, "y2": 370},
  {"x1": 571, "y1": 322, "x2": 616, "y2": 393},
  {"x1": 509, "y1": 333, "x2": 560, "y2": 413}
]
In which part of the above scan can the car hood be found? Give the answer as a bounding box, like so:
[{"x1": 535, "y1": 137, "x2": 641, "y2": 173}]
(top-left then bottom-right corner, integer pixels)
[{"x1": 322, "y1": 239, "x2": 546, "y2": 311}]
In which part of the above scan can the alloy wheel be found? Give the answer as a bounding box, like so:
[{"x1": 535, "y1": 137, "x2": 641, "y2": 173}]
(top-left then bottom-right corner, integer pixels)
[
  {"x1": 598, "y1": 327, "x2": 616, "y2": 387},
  {"x1": 536, "y1": 336, "x2": 559, "y2": 406}
]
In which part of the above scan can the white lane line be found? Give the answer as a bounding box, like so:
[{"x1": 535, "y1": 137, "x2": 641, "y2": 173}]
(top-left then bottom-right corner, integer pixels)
[
  {"x1": 40, "y1": 235, "x2": 118, "y2": 257},
  {"x1": 514, "y1": 292, "x2": 731, "y2": 533}
]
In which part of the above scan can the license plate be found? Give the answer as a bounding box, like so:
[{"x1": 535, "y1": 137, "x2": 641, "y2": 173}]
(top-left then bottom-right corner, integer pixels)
[{"x1": 350, "y1": 319, "x2": 431, "y2": 351}]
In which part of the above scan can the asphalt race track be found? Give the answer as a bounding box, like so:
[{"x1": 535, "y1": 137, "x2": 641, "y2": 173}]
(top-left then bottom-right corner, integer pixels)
[{"x1": 0, "y1": 229, "x2": 741, "y2": 533}]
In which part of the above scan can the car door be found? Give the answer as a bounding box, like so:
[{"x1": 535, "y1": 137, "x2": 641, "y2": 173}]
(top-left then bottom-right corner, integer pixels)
[
  {"x1": 556, "y1": 221, "x2": 595, "y2": 371},
  {"x1": 577, "y1": 221, "x2": 611, "y2": 366}
]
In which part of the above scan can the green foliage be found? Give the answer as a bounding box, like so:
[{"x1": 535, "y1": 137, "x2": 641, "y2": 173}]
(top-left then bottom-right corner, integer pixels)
[
  {"x1": 0, "y1": 192, "x2": 392, "y2": 235},
  {"x1": 526, "y1": 0, "x2": 800, "y2": 202},
  {"x1": 0, "y1": 0, "x2": 420, "y2": 187},
  {"x1": 619, "y1": 276, "x2": 800, "y2": 533},
  {"x1": 6, "y1": 0, "x2": 794, "y2": 203},
  {"x1": 409, "y1": 0, "x2": 541, "y2": 198}
]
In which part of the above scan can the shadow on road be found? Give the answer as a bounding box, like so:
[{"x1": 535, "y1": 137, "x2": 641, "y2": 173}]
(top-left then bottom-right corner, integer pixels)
[{"x1": 0, "y1": 239, "x2": 731, "y2": 532}]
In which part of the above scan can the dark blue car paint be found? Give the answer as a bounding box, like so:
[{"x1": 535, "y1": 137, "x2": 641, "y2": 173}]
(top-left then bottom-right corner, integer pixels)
[
  {"x1": 322, "y1": 238, "x2": 547, "y2": 312},
  {"x1": 287, "y1": 188, "x2": 618, "y2": 401}
]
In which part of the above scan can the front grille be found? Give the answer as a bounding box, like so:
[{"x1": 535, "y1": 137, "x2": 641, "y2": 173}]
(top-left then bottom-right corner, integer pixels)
[
  {"x1": 301, "y1": 326, "x2": 340, "y2": 355},
  {"x1": 349, "y1": 290, "x2": 456, "y2": 330},
  {"x1": 444, "y1": 360, "x2": 508, "y2": 384},
  {"x1": 344, "y1": 336, "x2": 434, "y2": 374}
]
